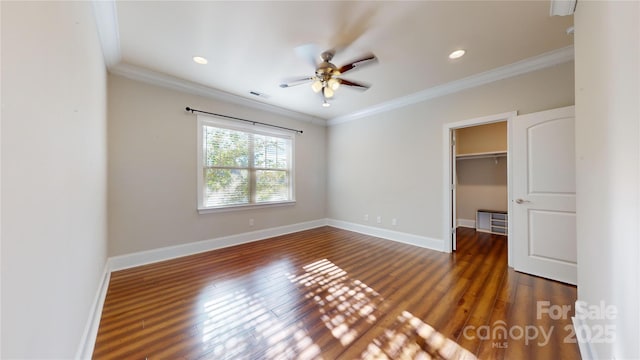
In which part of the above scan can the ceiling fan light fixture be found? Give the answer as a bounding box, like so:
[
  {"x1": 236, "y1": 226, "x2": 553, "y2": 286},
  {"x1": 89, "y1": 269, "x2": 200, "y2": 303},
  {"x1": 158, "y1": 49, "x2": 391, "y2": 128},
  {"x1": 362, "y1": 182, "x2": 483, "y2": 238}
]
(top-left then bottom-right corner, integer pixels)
[
  {"x1": 311, "y1": 80, "x2": 323, "y2": 93},
  {"x1": 322, "y1": 100, "x2": 331, "y2": 107},
  {"x1": 328, "y1": 78, "x2": 340, "y2": 91},
  {"x1": 448, "y1": 49, "x2": 466, "y2": 60},
  {"x1": 323, "y1": 86, "x2": 334, "y2": 98}
]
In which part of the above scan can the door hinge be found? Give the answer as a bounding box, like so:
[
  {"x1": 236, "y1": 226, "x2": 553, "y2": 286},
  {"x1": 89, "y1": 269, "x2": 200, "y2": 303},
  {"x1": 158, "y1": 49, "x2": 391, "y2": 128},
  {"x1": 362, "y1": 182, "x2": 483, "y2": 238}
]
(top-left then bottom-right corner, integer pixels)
[
  {"x1": 451, "y1": 228, "x2": 456, "y2": 235},
  {"x1": 450, "y1": 183, "x2": 456, "y2": 190}
]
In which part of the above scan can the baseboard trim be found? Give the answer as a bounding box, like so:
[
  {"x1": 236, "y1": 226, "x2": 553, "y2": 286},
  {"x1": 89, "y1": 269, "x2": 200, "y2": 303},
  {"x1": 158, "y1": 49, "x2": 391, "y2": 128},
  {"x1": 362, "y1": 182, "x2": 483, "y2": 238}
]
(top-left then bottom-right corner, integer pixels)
[
  {"x1": 108, "y1": 219, "x2": 445, "y2": 272},
  {"x1": 327, "y1": 219, "x2": 445, "y2": 252},
  {"x1": 75, "y1": 263, "x2": 111, "y2": 360},
  {"x1": 572, "y1": 311, "x2": 598, "y2": 360},
  {"x1": 108, "y1": 219, "x2": 329, "y2": 271},
  {"x1": 457, "y1": 219, "x2": 476, "y2": 228}
]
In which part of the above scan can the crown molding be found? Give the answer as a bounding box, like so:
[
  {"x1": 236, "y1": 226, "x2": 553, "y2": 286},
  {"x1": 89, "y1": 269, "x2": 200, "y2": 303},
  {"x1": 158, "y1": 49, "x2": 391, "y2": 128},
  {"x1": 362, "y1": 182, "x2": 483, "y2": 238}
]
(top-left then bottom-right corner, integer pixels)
[
  {"x1": 109, "y1": 63, "x2": 326, "y2": 125},
  {"x1": 327, "y1": 45, "x2": 575, "y2": 126},
  {"x1": 91, "y1": 0, "x2": 121, "y2": 69}
]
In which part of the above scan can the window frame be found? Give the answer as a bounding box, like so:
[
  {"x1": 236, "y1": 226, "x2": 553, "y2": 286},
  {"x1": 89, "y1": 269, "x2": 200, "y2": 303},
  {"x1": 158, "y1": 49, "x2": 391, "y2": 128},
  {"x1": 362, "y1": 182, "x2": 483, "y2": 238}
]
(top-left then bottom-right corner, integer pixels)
[{"x1": 196, "y1": 115, "x2": 295, "y2": 213}]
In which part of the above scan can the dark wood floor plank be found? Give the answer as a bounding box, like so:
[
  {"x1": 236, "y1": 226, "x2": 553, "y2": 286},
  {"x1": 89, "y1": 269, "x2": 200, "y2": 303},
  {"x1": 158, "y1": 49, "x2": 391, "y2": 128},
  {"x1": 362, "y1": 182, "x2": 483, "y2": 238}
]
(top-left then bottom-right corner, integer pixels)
[{"x1": 93, "y1": 226, "x2": 579, "y2": 359}]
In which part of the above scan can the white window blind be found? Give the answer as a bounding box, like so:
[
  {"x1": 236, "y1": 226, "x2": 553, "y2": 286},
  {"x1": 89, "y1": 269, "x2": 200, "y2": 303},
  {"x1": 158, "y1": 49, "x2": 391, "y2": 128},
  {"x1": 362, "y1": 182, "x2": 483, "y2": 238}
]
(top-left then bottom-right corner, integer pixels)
[{"x1": 197, "y1": 116, "x2": 294, "y2": 211}]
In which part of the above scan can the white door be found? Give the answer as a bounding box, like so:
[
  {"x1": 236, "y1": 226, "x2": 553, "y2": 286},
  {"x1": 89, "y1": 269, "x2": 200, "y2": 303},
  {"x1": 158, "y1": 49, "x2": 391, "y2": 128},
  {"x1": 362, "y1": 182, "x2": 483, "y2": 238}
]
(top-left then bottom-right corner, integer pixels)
[{"x1": 512, "y1": 106, "x2": 576, "y2": 285}]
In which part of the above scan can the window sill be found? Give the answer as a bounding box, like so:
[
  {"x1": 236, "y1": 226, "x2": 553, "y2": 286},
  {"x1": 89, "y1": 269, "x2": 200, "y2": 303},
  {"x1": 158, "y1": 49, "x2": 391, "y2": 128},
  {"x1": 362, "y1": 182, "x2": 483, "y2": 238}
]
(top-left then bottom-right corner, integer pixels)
[{"x1": 198, "y1": 200, "x2": 296, "y2": 214}]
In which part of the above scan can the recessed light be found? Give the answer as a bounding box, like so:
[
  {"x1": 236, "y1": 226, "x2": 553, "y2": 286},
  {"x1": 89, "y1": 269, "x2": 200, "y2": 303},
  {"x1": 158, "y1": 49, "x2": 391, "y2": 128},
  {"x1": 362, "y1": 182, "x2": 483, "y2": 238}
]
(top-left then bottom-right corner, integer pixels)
[
  {"x1": 448, "y1": 49, "x2": 466, "y2": 60},
  {"x1": 193, "y1": 56, "x2": 208, "y2": 65}
]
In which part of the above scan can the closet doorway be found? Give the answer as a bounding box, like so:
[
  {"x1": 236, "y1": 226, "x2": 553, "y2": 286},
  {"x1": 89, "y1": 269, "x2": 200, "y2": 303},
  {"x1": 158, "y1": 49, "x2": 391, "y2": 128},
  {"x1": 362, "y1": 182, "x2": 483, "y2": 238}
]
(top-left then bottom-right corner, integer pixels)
[
  {"x1": 456, "y1": 122, "x2": 508, "y2": 233},
  {"x1": 443, "y1": 111, "x2": 515, "y2": 265}
]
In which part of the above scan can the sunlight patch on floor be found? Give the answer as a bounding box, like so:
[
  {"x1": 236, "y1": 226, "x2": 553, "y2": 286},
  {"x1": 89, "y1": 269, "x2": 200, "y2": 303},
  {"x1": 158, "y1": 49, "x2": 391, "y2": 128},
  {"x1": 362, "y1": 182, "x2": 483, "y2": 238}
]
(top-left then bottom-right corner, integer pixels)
[
  {"x1": 198, "y1": 257, "x2": 476, "y2": 359},
  {"x1": 200, "y1": 287, "x2": 321, "y2": 359},
  {"x1": 290, "y1": 259, "x2": 477, "y2": 359},
  {"x1": 288, "y1": 259, "x2": 384, "y2": 346},
  {"x1": 361, "y1": 311, "x2": 478, "y2": 360}
]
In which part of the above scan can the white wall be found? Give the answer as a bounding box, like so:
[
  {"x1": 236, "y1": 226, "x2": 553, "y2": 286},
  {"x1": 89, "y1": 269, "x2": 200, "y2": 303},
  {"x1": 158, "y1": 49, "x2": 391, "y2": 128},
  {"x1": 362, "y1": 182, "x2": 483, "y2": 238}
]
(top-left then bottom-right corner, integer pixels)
[
  {"x1": 107, "y1": 75, "x2": 327, "y2": 256},
  {"x1": 575, "y1": 1, "x2": 640, "y2": 358},
  {"x1": 1, "y1": 2, "x2": 108, "y2": 358},
  {"x1": 456, "y1": 157, "x2": 508, "y2": 222},
  {"x1": 327, "y1": 62, "x2": 575, "y2": 245}
]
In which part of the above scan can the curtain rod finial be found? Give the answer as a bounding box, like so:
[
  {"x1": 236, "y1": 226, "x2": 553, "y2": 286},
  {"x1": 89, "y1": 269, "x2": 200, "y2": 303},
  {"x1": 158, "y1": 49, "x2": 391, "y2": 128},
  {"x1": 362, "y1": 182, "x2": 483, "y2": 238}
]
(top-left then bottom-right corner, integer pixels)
[{"x1": 185, "y1": 107, "x2": 192, "y2": 112}]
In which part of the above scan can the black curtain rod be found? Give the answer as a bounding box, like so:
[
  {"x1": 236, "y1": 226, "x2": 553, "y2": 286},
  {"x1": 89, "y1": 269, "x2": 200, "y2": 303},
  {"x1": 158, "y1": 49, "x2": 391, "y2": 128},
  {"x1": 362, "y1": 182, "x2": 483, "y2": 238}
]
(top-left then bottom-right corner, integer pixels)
[{"x1": 185, "y1": 107, "x2": 303, "y2": 134}]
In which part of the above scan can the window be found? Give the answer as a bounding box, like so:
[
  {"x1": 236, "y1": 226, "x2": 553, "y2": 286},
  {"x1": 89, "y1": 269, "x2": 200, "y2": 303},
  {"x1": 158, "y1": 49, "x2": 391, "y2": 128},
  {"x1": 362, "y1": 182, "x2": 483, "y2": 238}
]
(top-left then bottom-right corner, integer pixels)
[{"x1": 197, "y1": 115, "x2": 294, "y2": 212}]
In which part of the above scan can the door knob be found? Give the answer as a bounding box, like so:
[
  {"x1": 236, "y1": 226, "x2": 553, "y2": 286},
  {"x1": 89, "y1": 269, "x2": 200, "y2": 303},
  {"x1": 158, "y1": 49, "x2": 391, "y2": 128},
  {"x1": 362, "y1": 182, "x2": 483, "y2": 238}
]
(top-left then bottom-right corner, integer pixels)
[{"x1": 515, "y1": 198, "x2": 530, "y2": 204}]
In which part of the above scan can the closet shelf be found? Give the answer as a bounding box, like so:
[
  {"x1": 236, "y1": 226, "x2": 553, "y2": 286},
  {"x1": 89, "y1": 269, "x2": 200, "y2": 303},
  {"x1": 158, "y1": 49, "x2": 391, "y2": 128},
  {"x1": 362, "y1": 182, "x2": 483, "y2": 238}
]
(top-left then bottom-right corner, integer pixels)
[{"x1": 456, "y1": 151, "x2": 507, "y2": 160}]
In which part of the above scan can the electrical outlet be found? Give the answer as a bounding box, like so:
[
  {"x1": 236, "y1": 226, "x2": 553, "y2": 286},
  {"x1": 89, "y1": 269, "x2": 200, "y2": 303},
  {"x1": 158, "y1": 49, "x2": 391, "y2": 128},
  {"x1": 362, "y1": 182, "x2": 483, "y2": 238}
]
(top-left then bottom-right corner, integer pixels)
[
  {"x1": 249, "y1": 218, "x2": 254, "y2": 226},
  {"x1": 376, "y1": 216, "x2": 381, "y2": 224},
  {"x1": 392, "y1": 218, "x2": 397, "y2": 226},
  {"x1": 364, "y1": 214, "x2": 369, "y2": 221}
]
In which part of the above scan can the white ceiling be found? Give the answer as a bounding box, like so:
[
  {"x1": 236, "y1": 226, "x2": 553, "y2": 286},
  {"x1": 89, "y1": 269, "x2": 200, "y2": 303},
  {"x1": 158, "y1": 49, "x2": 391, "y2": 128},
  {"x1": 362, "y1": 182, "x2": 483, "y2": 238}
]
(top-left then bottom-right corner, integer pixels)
[{"x1": 96, "y1": 1, "x2": 574, "y2": 122}]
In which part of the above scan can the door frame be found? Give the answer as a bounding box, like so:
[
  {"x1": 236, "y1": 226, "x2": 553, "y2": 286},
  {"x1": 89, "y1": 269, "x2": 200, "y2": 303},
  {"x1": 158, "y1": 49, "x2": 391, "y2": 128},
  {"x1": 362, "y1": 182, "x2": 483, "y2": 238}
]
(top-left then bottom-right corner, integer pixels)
[{"x1": 442, "y1": 111, "x2": 517, "y2": 266}]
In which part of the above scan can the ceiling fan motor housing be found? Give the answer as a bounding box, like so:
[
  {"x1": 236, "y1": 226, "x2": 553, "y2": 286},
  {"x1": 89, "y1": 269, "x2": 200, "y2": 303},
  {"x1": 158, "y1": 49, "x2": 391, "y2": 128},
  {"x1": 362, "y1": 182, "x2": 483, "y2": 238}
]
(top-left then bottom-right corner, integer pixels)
[{"x1": 316, "y1": 62, "x2": 339, "y2": 81}]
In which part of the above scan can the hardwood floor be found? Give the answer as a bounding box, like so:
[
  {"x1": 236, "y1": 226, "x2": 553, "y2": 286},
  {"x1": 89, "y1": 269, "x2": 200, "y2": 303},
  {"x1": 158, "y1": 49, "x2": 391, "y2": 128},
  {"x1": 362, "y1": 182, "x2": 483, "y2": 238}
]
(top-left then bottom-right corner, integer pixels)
[{"x1": 93, "y1": 226, "x2": 579, "y2": 359}]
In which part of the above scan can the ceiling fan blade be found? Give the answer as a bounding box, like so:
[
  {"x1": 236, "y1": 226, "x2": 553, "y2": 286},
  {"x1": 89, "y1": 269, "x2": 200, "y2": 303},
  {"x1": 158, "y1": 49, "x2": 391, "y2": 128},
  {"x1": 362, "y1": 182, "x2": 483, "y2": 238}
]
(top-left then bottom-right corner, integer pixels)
[
  {"x1": 330, "y1": 5, "x2": 377, "y2": 52},
  {"x1": 294, "y1": 44, "x2": 320, "y2": 68},
  {"x1": 338, "y1": 78, "x2": 371, "y2": 90},
  {"x1": 338, "y1": 53, "x2": 377, "y2": 74},
  {"x1": 279, "y1": 77, "x2": 315, "y2": 88}
]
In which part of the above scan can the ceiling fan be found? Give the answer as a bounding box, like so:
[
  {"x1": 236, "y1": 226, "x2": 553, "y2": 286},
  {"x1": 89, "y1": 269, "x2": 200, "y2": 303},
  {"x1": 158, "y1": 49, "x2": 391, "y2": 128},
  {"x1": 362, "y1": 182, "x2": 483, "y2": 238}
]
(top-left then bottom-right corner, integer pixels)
[{"x1": 279, "y1": 47, "x2": 378, "y2": 107}]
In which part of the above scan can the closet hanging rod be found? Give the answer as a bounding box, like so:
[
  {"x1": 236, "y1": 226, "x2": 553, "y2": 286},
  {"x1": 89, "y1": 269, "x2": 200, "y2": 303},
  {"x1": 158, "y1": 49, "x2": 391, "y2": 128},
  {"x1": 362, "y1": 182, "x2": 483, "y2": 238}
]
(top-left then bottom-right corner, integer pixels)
[{"x1": 185, "y1": 107, "x2": 303, "y2": 134}]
